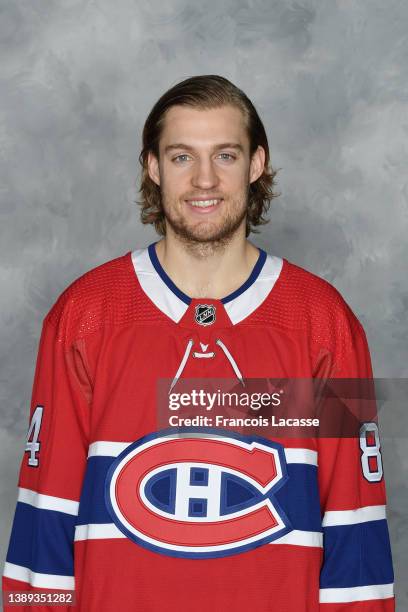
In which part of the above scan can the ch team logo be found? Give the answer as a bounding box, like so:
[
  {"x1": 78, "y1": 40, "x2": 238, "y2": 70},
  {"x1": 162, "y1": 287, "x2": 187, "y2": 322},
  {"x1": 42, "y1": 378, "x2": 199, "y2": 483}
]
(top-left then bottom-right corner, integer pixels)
[
  {"x1": 105, "y1": 428, "x2": 291, "y2": 558},
  {"x1": 195, "y1": 304, "x2": 216, "y2": 326}
]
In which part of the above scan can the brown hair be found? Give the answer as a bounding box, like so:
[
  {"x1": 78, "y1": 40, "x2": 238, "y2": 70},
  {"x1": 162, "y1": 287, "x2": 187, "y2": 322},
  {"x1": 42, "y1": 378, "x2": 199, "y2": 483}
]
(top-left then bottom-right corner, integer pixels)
[{"x1": 137, "y1": 74, "x2": 280, "y2": 237}]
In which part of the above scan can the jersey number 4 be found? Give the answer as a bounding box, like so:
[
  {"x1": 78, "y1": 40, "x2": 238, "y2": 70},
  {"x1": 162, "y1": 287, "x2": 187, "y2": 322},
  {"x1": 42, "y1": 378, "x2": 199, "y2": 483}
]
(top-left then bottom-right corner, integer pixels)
[
  {"x1": 25, "y1": 405, "x2": 44, "y2": 467},
  {"x1": 359, "y1": 422, "x2": 383, "y2": 482}
]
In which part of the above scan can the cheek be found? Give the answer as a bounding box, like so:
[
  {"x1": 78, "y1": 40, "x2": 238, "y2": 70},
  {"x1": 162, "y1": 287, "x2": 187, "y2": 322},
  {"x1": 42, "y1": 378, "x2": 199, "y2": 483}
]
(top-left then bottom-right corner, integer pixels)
[
  {"x1": 164, "y1": 171, "x2": 192, "y2": 196},
  {"x1": 222, "y1": 163, "x2": 250, "y2": 184}
]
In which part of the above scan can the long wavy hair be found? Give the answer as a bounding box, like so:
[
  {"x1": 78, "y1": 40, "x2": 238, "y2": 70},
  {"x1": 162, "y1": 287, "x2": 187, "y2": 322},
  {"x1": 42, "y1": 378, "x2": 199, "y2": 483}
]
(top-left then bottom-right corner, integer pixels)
[{"x1": 137, "y1": 75, "x2": 280, "y2": 237}]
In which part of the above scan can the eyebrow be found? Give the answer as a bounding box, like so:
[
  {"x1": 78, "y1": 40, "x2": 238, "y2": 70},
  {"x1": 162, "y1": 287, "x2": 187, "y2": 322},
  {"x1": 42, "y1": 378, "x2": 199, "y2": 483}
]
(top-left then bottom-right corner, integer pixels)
[{"x1": 164, "y1": 142, "x2": 244, "y2": 154}]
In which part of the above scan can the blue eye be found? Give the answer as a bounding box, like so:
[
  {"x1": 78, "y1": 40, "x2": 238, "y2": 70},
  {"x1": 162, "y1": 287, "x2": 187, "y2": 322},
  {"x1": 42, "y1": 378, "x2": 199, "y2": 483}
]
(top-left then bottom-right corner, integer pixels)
[{"x1": 173, "y1": 155, "x2": 190, "y2": 163}]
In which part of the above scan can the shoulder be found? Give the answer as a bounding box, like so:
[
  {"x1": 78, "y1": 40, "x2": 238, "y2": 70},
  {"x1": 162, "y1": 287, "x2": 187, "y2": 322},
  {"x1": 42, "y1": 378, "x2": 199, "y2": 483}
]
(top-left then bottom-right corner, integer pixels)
[
  {"x1": 255, "y1": 255, "x2": 367, "y2": 354},
  {"x1": 43, "y1": 250, "x2": 164, "y2": 344},
  {"x1": 280, "y1": 258, "x2": 357, "y2": 321}
]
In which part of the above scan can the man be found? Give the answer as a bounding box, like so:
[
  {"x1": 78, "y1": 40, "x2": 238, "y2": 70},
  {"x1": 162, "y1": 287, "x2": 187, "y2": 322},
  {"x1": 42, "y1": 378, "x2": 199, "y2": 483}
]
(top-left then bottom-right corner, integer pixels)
[{"x1": 2, "y1": 75, "x2": 394, "y2": 610}]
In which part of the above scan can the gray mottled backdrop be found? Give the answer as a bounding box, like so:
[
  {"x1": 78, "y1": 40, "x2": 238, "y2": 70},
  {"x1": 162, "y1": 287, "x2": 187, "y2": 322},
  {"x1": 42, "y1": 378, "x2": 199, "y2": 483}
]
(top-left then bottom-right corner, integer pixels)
[{"x1": 1, "y1": 0, "x2": 407, "y2": 609}]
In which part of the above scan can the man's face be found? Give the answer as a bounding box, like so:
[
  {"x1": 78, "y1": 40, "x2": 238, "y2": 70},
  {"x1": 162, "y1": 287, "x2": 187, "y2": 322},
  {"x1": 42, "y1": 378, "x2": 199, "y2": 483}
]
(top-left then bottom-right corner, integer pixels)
[{"x1": 147, "y1": 104, "x2": 265, "y2": 245}]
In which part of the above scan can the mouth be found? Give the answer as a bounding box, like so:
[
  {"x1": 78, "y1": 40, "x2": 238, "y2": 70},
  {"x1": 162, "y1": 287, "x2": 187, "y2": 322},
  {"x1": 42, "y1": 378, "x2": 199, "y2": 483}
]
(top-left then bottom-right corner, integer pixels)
[{"x1": 185, "y1": 198, "x2": 223, "y2": 213}]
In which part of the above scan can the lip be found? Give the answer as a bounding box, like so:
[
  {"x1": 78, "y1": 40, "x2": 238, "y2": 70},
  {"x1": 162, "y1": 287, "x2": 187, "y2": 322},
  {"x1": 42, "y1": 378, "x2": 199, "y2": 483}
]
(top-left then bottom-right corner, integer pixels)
[
  {"x1": 184, "y1": 198, "x2": 223, "y2": 214},
  {"x1": 185, "y1": 197, "x2": 223, "y2": 201}
]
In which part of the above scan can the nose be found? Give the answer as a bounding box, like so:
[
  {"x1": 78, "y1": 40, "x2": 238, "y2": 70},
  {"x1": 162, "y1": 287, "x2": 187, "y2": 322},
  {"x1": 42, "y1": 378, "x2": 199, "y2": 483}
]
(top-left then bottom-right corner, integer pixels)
[{"x1": 191, "y1": 158, "x2": 220, "y2": 190}]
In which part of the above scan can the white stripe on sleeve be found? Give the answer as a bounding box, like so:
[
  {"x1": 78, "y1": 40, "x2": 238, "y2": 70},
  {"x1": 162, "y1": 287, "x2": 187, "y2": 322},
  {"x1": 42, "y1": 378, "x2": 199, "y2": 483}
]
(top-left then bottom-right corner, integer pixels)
[
  {"x1": 18, "y1": 488, "x2": 79, "y2": 516},
  {"x1": 322, "y1": 505, "x2": 386, "y2": 527},
  {"x1": 319, "y1": 583, "x2": 394, "y2": 603},
  {"x1": 3, "y1": 561, "x2": 75, "y2": 590}
]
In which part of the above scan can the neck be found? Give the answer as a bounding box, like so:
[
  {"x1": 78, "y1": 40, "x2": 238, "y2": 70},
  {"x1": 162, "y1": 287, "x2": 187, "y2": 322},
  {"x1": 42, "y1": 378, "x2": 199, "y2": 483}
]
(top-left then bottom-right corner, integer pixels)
[{"x1": 154, "y1": 231, "x2": 260, "y2": 300}]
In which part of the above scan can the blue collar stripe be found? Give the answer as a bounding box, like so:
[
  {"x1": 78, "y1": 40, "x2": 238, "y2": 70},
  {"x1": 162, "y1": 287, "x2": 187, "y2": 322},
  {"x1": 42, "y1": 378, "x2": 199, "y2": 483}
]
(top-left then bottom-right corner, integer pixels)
[
  {"x1": 221, "y1": 248, "x2": 267, "y2": 304},
  {"x1": 148, "y1": 243, "x2": 191, "y2": 305},
  {"x1": 147, "y1": 242, "x2": 267, "y2": 305}
]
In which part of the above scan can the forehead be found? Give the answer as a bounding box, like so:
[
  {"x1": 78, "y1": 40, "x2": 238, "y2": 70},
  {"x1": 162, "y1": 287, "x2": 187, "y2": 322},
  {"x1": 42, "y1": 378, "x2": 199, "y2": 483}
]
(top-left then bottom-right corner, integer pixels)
[{"x1": 159, "y1": 104, "x2": 249, "y2": 151}]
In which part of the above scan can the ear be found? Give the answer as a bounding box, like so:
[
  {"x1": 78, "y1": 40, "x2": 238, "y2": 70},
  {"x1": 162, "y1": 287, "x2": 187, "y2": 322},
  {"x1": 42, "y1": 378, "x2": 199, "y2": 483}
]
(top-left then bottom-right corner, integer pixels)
[
  {"x1": 147, "y1": 151, "x2": 161, "y2": 186},
  {"x1": 249, "y1": 146, "x2": 266, "y2": 184}
]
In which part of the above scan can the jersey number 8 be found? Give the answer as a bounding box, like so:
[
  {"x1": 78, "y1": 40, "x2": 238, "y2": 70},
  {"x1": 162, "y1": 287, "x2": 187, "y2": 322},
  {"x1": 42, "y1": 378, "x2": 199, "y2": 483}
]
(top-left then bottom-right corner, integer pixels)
[{"x1": 359, "y1": 422, "x2": 383, "y2": 482}]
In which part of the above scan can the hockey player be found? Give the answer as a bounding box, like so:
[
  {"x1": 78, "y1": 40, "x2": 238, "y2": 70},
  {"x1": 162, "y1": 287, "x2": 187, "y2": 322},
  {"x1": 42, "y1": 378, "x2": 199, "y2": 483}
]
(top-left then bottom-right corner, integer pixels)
[{"x1": 2, "y1": 75, "x2": 395, "y2": 610}]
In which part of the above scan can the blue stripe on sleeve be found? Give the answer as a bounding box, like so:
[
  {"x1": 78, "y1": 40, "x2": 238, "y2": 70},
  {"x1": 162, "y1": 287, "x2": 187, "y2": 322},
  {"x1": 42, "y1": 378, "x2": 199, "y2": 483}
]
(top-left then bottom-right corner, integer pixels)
[
  {"x1": 320, "y1": 520, "x2": 394, "y2": 588},
  {"x1": 5, "y1": 502, "x2": 75, "y2": 576}
]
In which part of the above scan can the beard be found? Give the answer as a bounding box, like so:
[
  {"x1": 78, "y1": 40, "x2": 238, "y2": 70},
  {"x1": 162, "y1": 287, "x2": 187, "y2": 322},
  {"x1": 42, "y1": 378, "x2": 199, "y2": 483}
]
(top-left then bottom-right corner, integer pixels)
[{"x1": 161, "y1": 191, "x2": 249, "y2": 253}]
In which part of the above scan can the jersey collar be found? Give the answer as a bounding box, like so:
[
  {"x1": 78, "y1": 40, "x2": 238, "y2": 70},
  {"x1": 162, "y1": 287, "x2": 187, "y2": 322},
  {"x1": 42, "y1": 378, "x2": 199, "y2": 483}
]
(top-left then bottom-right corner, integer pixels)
[{"x1": 131, "y1": 242, "x2": 283, "y2": 325}]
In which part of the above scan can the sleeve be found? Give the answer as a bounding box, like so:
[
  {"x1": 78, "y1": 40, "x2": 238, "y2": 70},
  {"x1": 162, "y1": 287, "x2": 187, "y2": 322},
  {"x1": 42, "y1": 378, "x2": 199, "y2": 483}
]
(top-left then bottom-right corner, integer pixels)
[
  {"x1": 2, "y1": 312, "x2": 91, "y2": 611},
  {"x1": 316, "y1": 316, "x2": 395, "y2": 610}
]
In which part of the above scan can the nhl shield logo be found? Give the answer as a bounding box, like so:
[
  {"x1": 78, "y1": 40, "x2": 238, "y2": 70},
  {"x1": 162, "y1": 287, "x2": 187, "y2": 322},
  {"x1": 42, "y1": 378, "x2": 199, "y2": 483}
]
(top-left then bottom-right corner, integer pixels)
[{"x1": 195, "y1": 304, "x2": 216, "y2": 326}]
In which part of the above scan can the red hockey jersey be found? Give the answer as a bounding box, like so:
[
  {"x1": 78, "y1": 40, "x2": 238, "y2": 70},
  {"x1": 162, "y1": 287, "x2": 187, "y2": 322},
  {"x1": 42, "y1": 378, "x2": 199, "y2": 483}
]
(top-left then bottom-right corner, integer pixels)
[{"x1": 2, "y1": 243, "x2": 395, "y2": 611}]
